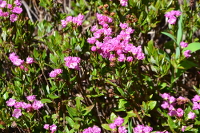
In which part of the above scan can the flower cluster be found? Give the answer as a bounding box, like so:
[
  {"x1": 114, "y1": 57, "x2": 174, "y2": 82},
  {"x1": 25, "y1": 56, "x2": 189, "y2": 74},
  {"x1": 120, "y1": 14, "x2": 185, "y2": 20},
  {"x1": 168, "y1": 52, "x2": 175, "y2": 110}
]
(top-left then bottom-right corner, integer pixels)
[
  {"x1": 109, "y1": 116, "x2": 127, "y2": 133},
  {"x1": 44, "y1": 124, "x2": 57, "y2": 133},
  {"x1": 6, "y1": 96, "x2": 44, "y2": 118},
  {"x1": 160, "y1": 93, "x2": 196, "y2": 120},
  {"x1": 61, "y1": 14, "x2": 84, "y2": 27},
  {"x1": 133, "y1": 125, "x2": 153, "y2": 133},
  {"x1": 164, "y1": 10, "x2": 181, "y2": 24},
  {"x1": 49, "y1": 69, "x2": 63, "y2": 78},
  {"x1": 9, "y1": 52, "x2": 34, "y2": 71},
  {"x1": 87, "y1": 14, "x2": 145, "y2": 62},
  {"x1": 64, "y1": 56, "x2": 81, "y2": 70},
  {"x1": 0, "y1": 0, "x2": 23, "y2": 22},
  {"x1": 82, "y1": 125, "x2": 101, "y2": 133},
  {"x1": 120, "y1": 0, "x2": 128, "y2": 6}
]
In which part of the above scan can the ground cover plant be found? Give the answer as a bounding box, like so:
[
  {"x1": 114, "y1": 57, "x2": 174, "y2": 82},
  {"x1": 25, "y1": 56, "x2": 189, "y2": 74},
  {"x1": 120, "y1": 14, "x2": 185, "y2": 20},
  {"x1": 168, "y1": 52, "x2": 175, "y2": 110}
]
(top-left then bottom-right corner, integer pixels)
[{"x1": 0, "y1": 0, "x2": 200, "y2": 132}]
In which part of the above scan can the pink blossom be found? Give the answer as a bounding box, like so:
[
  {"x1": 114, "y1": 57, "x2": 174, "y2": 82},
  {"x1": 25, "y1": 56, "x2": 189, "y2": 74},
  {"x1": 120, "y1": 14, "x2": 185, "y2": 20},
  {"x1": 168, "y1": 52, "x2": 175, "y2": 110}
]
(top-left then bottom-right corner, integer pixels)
[
  {"x1": 50, "y1": 124, "x2": 57, "y2": 133},
  {"x1": 109, "y1": 123, "x2": 117, "y2": 129},
  {"x1": 188, "y1": 112, "x2": 196, "y2": 119},
  {"x1": 14, "y1": 102, "x2": 22, "y2": 108},
  {"x1": 26, "y1": 57, "x2": 34, "y2": 64},
  {"x1": 32, "y1": 100, "x2": 44, "y2": 110},
  {"x1": 0, "y1": 0, "x2": 6, "y2": 8},
  {"x1": 10, "y1": 14, "x2": 18, "y2": 22},
  {"x1": 183, "y1": 50, "x2": 191, "y2": 58},
  {"x1": 26, "y1": 95, "x2": 36, "y2": 101},
  {"x1": 120, "y1": 0, "x2": 128, "y2": 6},
  {"x1": 167, "y1": 16, "x2": 177, "y2": 25},
  {"x1": 14, "y1": 0, "x2": 22, "y2": 6},
  {"x1": 44, "y1": 124, "x2": 50, "y2": 130},
  {"x1": 118, "y1": 126, "x2": 127, "y2": 133},
  {"x1": 7, "y1": 4, "x2": 12, "y2": 9},
  {"x1": 12, "y1": 109, "x2": 22, "y2": 118},
  {"x1": 6, "y1": 98, "x2": 16, "y2": 107},
  {"x1": 176, "y1": 108, "x2": 184, "y2": 117},
  {"x1": 180, "y1": 42, "x2": 188, "y2": 48},
  {"x1": 12, "y1": 7, "x2": 23, "y2": 14},
  {"x1": 114, "y1": 117, "x2": 124, "y2": 126},
  {"x1": 49, "y1": 69, "x2": 63, "y2": 78},
  {"x1": 64, "y1": 56, "x2": 81, "y2": 70}
]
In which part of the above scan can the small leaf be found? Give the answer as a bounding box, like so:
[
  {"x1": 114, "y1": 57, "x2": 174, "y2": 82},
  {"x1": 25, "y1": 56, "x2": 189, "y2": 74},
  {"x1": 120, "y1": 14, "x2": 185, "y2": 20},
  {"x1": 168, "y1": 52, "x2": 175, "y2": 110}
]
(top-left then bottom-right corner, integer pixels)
[
  {"x1": 183, "y1": 42, "x2": 200, "y2": 53},
  {"x1": 41, "y1": 99, "x2": 52, "y2": 103},
  {"x1": 148, "y1": 101, "x2": 157, "y2": 110},
  {"x1": 101, "y1": 124, "x2": 111, "y2": 131},
  {"x1": 66, "y1": 116, "x2": 75, "y2": 128},
  {"x1": 161, "y1": 32, "x2": 176, "y2": 43}
]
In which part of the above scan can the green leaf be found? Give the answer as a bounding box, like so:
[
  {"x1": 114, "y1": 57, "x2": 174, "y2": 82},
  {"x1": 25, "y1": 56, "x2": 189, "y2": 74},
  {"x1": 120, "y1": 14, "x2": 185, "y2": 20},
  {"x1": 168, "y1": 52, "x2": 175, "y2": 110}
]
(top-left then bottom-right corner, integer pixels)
[
  {"x1": 101, "y1": 124, "x2": 111, "y2": 130},
  {"x1": 147, "y1": 101, "x2": 157, "y2": 110},
  {"x1": 183, "y1": 42, "x2": 200, "y2": 53},
  {"x1": 161, "y1": 32, "x2": 176, "y2": 43},
  {"x1": 167, "y1": 116, "x2": 177, "y2": 131},
  {"x1": 83, "y1": 105, "x2": 94, "y2": 115},
  {"x1": 66, "y1": 116, "x2": 75, "y2": 128},
  {"x1": 175, "y1": 47, "x2": 180, "y2": 59},
  {"x1": 48, "y1": 94, "x2": 60, "y2": 99},
  {"x1": 177, "y1": 15, "x2": 183, "y2": 46},
  {"x1": 110, "y1": 112, "x2": 117, "y2": 121},
  {"x1": 41, "y1": 99, "x2": 52, "y2": 103}
]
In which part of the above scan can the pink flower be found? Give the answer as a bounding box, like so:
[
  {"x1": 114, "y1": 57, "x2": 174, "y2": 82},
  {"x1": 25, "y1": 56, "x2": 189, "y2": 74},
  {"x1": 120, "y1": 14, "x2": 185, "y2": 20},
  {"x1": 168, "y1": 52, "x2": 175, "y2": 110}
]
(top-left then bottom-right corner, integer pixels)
[
  {"x1": 26, "y1": 95, "x2": 36, "y2": 101},
  {"x1": 10, "y1": 14, "x2": 18, "y2": 22},
  {"x1": 14, "y1": 102, "x2": 22, "y2": 108},
  {"x1": 44, "y1": 124, "x2": 50, "y2": 130},
  {"x1": 50, "y1": 124, "x2": 57, "y2": 133},
  {"x1": 14, "y1": 0, "x2": 22, "y2": 6},
  {"x1": 188, "y1": 112, "x2": 196, "y2": 119},
  {"x1": 6, "y1": 98, "x2": 16, "y2": 107},
  {"x1": 114, "y1": 117, "x2": 124, "y2": 126},
  {"x1": 26, "y1": 57, "x2": 34, "y2": 64},
  {"x1": 176, "y1": 108, "x2": 184, "y2": 117},
  {"x1": 49, "y1": 69, "x2": 63, "y2": 78},
  {"x1": 12, "y1": 7, "x2": 23, "y2": 14},
  {"x1": 109, "y1": 123, "x2": 117, "y2": 129},
  {"x1": 120, "y1": 0, "x2": 128, "y2": 6},
  {"x1": 32, "y1": 100, "x2": 44, "y2": 110},
  {"x1": 7, "y1": 4, "x2": 12, "y2": 9},
  {"x1": 0, "y1": 0, "x2": 6, "y2": 8},
  {"x1": 180, "y1": 42, "x2": 188, "y2": 48},
  {"x1": 168, "y1": 16, "x2": 177, "y2": 25},
  {"x1": 118, "y1": 126, "x2": 127, "y2": 133},
  {"x1": 64, "y1": 56, "x2": 81, "y2": 70},
  {"x1": 160, "y1": 93, "x2": 170, "y2": 100},
  {"x1": 12, "y1": 109, "x2": 22, "y2": 118},
  {"x1": 183, "y1": 50, "x2": 191, "y2": 58}
]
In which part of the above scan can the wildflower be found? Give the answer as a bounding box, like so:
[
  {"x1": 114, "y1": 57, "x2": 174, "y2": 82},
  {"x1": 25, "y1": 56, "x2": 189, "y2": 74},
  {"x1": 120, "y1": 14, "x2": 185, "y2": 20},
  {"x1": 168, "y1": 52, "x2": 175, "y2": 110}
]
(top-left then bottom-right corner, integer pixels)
[
  {"x1": 26, "y1": 57, "x2": 34, "y2": 64},
  {"x1": 49, "y1": 69, "x2": 63, "y2": 78},
  {"x1": 160, "y1": 93, "x2": 170, "y2": 100},
  {"x1": 12, "y1": 7, "x2": 23, "y2": 14},
  {"x1": 83, "y1": 125, "x2": 101, "y2": 133},
  {"x1": 114, "y1": 117, "x2": 124, "y2": 126},
  {"x1": 0, "y1": 0, "x2": 6, "y2": 8},
  {"x1": 26, "y1": 95, "x2": 36, "y2": 101},
  {"x1": 187, "y1": 112, "x2": 196, "y2": 119},
  {"x1": 64, "y1": 56, "x2": 81, "y2": 70},
  {"x1": 6, "y1": 98, "x2": 16, "y2": 107},
  {"x1": 120, "y1": 0, "x2": 128, "y2": 6},
  {"x1": 14, "y1": 102, "x2": 22, "y2": 108},
  {"x1": 183, "y1": 50, "x2": 191, "y2": 58},
  {"x1": 180, "y1": 42, "x2": 188, "y2": 48},
  {"x1": 165, "y1": 10, "x2": 181, "y2": 25},
  {"x1": 44, "y1": 124, "x2": 50, "y2": 130},
  {"x1": 176, "y1": 108, "x2": 184, "y2": 117},
  {"x1": 50, "y1": 124, "x2": 57, "y2": 133},
  {"x1": 32, "y1": 100, "x2": 44, "y2": 110},
  {"x1": 109, "y1": 123, "x2": 117, "y2": 129},
  {"x1": 133, "y1": 125, "x2": 153, "y2": 133},
  {"x1": 12, "y1": 109, "x2": 22, "y2": 118},
  {"x1": 118, "y1": 126, "x2": 127, "y2": 133},
  {"x1": 181, "y1": 126, "x2": 186, "y2": 132},
  {"x1": 10, "y1": 14, "x2": 18, "y2": 22}
]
